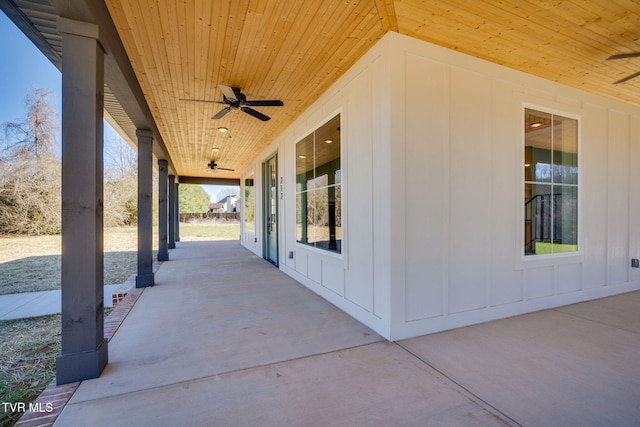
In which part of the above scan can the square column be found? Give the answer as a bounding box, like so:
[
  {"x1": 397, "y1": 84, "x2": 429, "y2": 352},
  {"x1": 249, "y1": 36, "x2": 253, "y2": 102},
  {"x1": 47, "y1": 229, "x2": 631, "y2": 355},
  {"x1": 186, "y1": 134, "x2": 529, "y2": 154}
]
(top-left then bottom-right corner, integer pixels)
[
  {"x1": 158, "y1": 160, "x2": 169, "y2": 261},
  {"x1": 168, "y1": 174, "x2": 176, "y2": 249},
  {"x1": 175, "y1": 183, "x2": 180, "y2": 242},
  {"x1": 136, "y1": 130, "x2": 154, "y2": 287},
  {"x1": 56, "y1": 17, "x2": 108, "y2": 385}
]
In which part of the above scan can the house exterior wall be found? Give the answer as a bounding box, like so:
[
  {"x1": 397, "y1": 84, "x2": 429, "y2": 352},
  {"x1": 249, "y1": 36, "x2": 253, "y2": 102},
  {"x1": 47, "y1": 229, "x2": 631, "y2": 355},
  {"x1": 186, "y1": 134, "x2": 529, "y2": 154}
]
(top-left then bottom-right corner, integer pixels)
[
  {"x1": 241, "y1": 31, "x2": 640, "y2": 340},
  {"x1": 240, "y1": 34, "x2": 394, "y2": 338}
]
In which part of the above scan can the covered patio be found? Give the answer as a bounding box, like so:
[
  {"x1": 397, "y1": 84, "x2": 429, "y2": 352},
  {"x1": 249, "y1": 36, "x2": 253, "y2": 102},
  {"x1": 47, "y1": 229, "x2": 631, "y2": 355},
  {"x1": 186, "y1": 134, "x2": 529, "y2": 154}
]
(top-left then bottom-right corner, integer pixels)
[
  {"x1": 41, "y1": 240, "x2": 640, "y2": 426},
  {"x1": 3, "y1": 2, "x2": 640, "y2": 423}
]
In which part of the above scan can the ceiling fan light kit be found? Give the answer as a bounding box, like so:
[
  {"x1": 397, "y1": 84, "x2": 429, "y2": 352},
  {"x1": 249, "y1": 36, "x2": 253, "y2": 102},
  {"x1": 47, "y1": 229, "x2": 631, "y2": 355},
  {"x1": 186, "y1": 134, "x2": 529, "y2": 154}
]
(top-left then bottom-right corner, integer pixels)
[
  {"x1": 207, "y1": 160, "x2": 234, "y2": 172},
  {"x1": 181, "y1": 84, "x2": 283, "y2": 174},
  {"x1": 181, "y1": 84, "x2": 283, "y2": 121}
]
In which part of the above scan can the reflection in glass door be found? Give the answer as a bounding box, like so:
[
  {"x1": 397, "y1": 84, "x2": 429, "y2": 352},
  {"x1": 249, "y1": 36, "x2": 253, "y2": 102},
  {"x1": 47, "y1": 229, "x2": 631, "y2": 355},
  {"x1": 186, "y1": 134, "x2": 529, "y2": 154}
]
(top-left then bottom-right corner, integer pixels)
[{"x1": 263, "y1": 154, "x2": 278, "y2": 265}]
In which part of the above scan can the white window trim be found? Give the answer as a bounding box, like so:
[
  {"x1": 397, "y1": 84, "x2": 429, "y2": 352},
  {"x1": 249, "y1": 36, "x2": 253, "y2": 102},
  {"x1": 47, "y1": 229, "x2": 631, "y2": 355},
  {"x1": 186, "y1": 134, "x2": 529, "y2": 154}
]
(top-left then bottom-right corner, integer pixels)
[
  {"x1": 294, "y1": 110, "x2": 345, "y2": 260},
  {"x1": 518, "y1": 102, "x2": 582, "y2": 268}
]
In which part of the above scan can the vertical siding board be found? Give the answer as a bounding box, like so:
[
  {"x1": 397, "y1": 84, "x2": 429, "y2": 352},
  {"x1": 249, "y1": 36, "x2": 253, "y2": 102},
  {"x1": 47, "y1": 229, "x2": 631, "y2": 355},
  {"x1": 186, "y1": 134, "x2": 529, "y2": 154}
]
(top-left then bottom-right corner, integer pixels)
[
  {"x1": 607, "y1": 110, "x2": 630, "y2": 285},
  {"x1": 308, "y1": 257, "x2": 322, "y2": 284},
  {"x1": 404, "y1": 53, "x2": 448, "y2": 321},
  {"x1": 630, "y1": 115, "x2": 640, "y2": 283},
  {"x1": 581, "y1": 104, "x2": 608, "y2": 289},
  {"x1": 525, "y1": 266, "x2": 554, "y2": 299},
  {"x1": 490, "y1": 79, "x2": 524, "y2": 306},
  {"x1": 321, "y1": 259, "x2": 344, "y2": 295},
  {"x1": 295, "y1": 252, "x2": 308, "y2": 276},
  {"x1": 371, "y1": 54, "x2": 392, "y2": 321},
  {"x1": 344, "y1": 68, "x2": 374, "y2": 311},
  {"x1": 555, "y1": 263, "x2": 581, "y2": 294},
  {"x1": 448, "y1": 67, "x2": 491, "y2": 314}
]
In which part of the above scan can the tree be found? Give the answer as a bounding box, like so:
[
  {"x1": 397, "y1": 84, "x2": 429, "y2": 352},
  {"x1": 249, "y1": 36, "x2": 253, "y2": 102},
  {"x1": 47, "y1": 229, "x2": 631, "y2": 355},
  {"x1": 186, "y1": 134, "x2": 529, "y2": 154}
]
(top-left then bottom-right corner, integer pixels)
[
  {"x1": 0, "y1": 88, "x2": 61, "y2": 235},
  {"x1": 2, "y1": 87, "x2": 57, "y2": 160},
  {"x1": 179, "y1": 184, "x2": 210, "y2": 213},
  {"x1": 104, "y1": 136, "x2": 138, "y2": 227},
  {"x1": 105, "y1": 134, "x2": 137, "y2": 181}
]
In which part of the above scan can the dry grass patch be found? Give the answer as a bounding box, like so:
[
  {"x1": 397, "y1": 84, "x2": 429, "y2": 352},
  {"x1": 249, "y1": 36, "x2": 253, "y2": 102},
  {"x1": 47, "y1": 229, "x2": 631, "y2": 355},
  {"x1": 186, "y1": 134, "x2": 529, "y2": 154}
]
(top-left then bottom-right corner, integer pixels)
[
  {"x1": 0, "y1": 224, "x2": 240, "y2": 295},
  {"x1": 0, "y1": 228, "x2": 153, "y2": 296},
  {"x1": 179, "y1": 223, "x2": 240, "y2": 241},
  {"x1": 0, "y1": 223, "x2": 240, "y2": 426},
  {"x1": 0, "y1": 315, "x2": 60, "y2": 427}
]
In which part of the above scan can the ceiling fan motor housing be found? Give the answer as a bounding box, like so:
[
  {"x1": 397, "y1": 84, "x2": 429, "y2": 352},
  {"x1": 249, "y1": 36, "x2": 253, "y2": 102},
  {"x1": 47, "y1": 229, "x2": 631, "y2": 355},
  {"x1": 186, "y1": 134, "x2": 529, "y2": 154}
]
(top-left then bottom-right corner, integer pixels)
[{"x1": 231, "y1": 88, "x2": 246, "y2": 102}]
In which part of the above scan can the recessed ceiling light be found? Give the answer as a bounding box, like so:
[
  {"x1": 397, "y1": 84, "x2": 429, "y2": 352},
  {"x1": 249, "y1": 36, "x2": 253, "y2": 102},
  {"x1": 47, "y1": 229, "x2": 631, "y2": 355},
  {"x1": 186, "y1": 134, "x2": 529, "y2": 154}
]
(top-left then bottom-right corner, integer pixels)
[
  {"x1": 324, "y1": 139, "x2": 333, "y2": 144},
  {"x1": 298, "y1": 155, "x2": 306, "y2": 159},
  {"x1": 524, "y1": 163, "x2": 531, "y2": 167},
  {"x1": 217, "y1": 127, "x2": 229, "y2": 133},
  {"x1": 212, "y1": 147, "x2": 220, "y2": 152},
  {"x1": 530, "y1": 122, "x2": 542, "y2": 128}
]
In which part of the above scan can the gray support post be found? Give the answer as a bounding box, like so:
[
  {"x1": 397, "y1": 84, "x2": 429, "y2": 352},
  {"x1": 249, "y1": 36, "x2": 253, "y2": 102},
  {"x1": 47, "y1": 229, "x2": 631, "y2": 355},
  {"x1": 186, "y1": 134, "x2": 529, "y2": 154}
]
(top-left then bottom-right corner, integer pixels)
[
  {"x1": 136, "y1": 130, "x2": 154, "y2": 287},
  {"x1": 175, "y1": 183, "x2": 180, "y2": 242},
  {"x1": 158, "y1": 160, "x2": 169, "y2": 261},
  {"x1": 56, "y1": 17, "x2": 108, "y2": 385},
  {"x1": 168, "y1": 175, "x2": 176, "y2": 249}
]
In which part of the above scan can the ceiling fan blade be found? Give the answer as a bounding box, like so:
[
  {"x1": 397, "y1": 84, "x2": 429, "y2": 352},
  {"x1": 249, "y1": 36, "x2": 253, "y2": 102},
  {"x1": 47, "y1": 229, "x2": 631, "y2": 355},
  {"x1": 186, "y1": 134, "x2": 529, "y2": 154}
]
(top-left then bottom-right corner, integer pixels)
[
  {"x1": 216, "y1": 167, "x2": 235, "y2": 171},
  {"x1": 219, "y1": 84, "x2": 238, "y2": 102},
  {"x1": 179, "y1": 98, "x2": 226, "y2": 104},
  {"x1": 245, "y1": 100, "x2": 284, "y2": 107},
  {"x1": 241, "y1": 106, "x2": 270, "y2": 121},
  {"x1": 614, "y1": 70, "x2": 640, "y2": 84},
  {"x1": 212, "y1": 107, "x2": 231, "y2": 120},
  {"x1": 608, "y1": 52, "x2": 640, "y2": 60}
]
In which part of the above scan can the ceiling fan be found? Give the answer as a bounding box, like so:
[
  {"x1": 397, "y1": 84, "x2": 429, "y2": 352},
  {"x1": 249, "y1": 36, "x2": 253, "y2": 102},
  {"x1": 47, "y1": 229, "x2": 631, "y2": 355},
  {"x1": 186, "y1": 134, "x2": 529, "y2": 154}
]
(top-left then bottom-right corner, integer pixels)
[
  {"x1": 607, "y1": 52, "x2": 640, "y2": 84},
  {"x1": 207, "y1": 160, "x2": 234, "y2": 172},
  {"x1": 181, "y1": 84, "x2": 283, "y2": 121}
]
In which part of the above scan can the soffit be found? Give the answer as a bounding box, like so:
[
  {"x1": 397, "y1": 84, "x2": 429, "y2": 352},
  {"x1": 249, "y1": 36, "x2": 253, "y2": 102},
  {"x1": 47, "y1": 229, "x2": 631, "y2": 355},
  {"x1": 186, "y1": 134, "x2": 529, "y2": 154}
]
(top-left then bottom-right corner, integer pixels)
[{"x1": 102, "y1": 0, "x2": 640, "y2": 179}]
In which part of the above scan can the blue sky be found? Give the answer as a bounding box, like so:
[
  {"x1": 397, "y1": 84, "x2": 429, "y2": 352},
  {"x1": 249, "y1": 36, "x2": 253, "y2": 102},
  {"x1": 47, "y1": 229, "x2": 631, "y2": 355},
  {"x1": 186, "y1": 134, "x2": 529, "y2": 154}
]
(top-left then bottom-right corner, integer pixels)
[
  {"x1": 0, "y1": 11, "x2": 233, "y2": 203},
  {"x1": 0, "y1": 11, "x2": 61, "y2": 126}
]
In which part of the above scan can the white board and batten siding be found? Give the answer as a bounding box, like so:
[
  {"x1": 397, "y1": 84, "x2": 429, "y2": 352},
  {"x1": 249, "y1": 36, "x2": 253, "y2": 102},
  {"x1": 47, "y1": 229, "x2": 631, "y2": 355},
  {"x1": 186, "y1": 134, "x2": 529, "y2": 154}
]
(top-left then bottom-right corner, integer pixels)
[{"x1": 241, "y1": 32, "x2": 640, "y2": 340}]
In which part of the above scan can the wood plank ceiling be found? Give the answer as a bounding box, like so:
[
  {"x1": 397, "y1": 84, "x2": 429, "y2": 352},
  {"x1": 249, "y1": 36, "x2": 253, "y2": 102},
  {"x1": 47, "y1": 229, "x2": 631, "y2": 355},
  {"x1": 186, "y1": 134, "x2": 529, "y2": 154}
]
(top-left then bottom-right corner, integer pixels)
[{"x1": 104, "y1": 0, "x2": 640, "y2": 179}]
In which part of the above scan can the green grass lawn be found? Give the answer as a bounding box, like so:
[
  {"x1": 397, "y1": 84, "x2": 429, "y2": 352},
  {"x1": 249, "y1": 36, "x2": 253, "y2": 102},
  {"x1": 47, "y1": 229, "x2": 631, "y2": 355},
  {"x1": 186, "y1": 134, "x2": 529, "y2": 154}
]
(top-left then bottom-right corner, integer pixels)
[
  {"x1": 178, "y1": 223, "x2": 240, "y2": 240},
  {"x1": 530, "y1": 242, "x2": 578, "y2": 255}
]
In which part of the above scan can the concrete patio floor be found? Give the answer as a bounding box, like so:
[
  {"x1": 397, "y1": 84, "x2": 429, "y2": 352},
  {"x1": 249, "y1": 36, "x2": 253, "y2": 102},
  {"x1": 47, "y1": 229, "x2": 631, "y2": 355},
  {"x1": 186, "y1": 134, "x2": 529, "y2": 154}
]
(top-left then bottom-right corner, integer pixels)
[{"x1": 53, "y1": 241, "x2": 640, "y2": 426}]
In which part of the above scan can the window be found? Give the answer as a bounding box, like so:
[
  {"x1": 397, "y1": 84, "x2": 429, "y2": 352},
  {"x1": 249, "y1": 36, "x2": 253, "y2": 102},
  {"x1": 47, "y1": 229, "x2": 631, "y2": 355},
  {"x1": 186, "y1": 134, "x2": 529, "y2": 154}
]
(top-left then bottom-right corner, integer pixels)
[
  {"x1": 296, "y1": 114, "x2": 342, "y2": 253},
  {"x1": 244, "y1": 175, "x2": 255, "y2": 232},
  {"x1": 524, "y1": 108, "x2": 578, "y2": 256}
]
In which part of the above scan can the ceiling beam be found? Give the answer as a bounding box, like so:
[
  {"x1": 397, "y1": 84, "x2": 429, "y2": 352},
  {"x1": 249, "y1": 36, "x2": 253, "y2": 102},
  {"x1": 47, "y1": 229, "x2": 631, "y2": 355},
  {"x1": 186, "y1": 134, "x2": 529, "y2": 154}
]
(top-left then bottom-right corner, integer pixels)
[{"x1": 179, "y1": 176, "x2": 241, "y2": 186}]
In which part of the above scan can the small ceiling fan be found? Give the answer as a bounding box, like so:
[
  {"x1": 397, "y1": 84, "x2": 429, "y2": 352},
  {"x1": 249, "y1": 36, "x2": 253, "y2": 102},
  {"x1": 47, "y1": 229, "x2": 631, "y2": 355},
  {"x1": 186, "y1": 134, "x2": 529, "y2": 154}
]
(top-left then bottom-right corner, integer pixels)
[
  {"x1": 208, "y1": 160, "x2": 234, "y2": 172},
  {"x1": 181, "y1": 84, "x2": 283, "y2": 121},
  {"x1": 607, "y1": 52, "x2": 640, "y2": 84}
]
